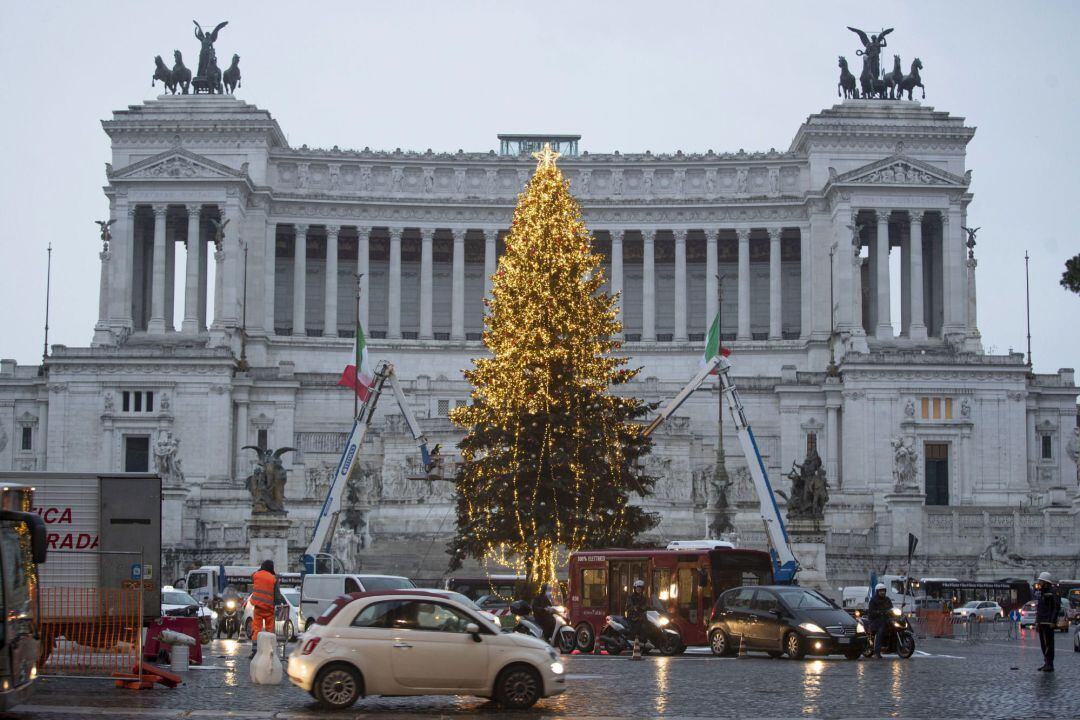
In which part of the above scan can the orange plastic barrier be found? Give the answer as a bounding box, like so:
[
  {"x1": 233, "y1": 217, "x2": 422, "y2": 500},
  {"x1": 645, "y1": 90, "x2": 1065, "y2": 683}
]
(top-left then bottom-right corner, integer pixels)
[{"x1": 38, "y1": 587, "x2": 143, "y2": 678}]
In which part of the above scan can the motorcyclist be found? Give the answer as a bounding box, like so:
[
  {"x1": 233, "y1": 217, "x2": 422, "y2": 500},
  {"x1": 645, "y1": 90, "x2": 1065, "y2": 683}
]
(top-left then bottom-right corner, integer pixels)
[
  {"x1": 625, "y1": 579, "x2": 648, "y2": 648},
  {"x1": 867, "y1": 582, "x2": 894, "y2": 658},
  {"x1": 531, "y1": 583, "x2": 557, "y2": 641},
  {"x1": 216, "y1": 583, "x2": 242, "y2": 638}
]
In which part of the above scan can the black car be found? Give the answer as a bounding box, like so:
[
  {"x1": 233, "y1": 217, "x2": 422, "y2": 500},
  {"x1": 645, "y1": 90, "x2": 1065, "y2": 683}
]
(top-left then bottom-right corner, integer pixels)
[{"x1": 708, "y1": 585, "x2": 868, "y2": 660}]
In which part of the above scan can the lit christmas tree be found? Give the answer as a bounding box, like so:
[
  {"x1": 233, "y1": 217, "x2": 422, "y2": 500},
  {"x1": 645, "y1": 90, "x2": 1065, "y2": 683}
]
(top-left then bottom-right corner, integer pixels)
[{"x1": 448, "y1": 145, "x2": 657, "y2": 592}]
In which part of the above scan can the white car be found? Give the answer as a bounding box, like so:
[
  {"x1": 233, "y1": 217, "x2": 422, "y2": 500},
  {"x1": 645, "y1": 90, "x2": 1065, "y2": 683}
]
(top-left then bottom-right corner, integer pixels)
[
  {"x1": 952, "y1": 600, "x2": 1003, "y2": 620},
  {"x1": 243, "y1": 588, "x2": 302, "y2": 641},
  {"x1": 287, "y1": 590, "x2": 566, "y2": 710},
  {"x1": 161, "y1": 586, "x2": 215, "y2": 644}
]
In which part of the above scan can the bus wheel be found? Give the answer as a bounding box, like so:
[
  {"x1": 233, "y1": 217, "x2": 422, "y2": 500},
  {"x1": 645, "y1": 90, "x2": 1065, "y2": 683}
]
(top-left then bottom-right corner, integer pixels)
[{"x1": 575, "y1": 623, "x2": 594, "y2": 652}]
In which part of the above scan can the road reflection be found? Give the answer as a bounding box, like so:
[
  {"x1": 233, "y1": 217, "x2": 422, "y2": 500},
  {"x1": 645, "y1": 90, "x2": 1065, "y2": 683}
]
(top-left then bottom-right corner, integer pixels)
[
  {"x1": 801, "y1": 658, "x2": 825, "y2": 714},
  {"x1": 654, "y1": 656, "x2": 670, "y2": 714}
]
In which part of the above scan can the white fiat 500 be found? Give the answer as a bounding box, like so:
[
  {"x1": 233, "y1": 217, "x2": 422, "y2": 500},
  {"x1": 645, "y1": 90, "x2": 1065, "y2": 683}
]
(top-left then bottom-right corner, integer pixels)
[{"x1": 287, "y1": 590, "x2": 566, "y2": 710}]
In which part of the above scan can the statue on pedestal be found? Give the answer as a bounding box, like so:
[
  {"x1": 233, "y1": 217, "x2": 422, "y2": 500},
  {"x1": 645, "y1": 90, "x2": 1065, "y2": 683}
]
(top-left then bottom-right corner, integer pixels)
[
  {"x1": 891, "y1": 436, "x2": 920, "y2": 492},
  {"x1": 783, "y1": 447, "x2": 829, "y2": 520},
  {"x1": 243, "y1": 446, "x2": 296, "y2": 514},
  {"x1": 153, "y1": 431, "x2": 185, "y2": 486}
]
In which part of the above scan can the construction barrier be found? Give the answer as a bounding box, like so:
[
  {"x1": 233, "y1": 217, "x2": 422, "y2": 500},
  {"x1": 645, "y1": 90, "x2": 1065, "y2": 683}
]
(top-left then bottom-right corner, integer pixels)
[
  {"x1": 39, "y1": 587, "x2": 144, "y2": 678},
  {"x1": 910, "y1": 612, "x2": 1019, "y2": 643}
]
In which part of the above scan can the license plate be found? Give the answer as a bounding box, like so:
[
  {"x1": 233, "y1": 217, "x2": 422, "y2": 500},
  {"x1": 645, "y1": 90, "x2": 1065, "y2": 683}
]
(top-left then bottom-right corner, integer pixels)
[{"x1": 839, "y1": 637, "x2": 850, "y2": 644}]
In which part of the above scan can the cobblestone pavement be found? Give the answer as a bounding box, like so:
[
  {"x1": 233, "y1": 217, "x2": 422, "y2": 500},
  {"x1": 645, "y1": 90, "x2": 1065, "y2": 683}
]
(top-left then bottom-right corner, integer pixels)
[{"x1": 4, "y1": 630, "x2": 1077, "y2": 719}]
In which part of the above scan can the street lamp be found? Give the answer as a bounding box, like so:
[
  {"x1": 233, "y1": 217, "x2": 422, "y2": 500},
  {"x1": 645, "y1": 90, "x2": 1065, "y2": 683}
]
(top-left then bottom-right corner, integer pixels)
[{"x1": 826, "y1": 245, "x2": 839, "y2": 377}]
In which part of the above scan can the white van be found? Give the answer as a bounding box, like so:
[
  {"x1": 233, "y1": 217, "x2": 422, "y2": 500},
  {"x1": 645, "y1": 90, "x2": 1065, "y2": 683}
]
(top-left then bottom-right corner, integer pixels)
[
  {"x1": 181, "y1": 565, "x2": 301, "y2": 605},
  {"x1": 300, "y1": 573, "x2": 414, "y2": 630}
]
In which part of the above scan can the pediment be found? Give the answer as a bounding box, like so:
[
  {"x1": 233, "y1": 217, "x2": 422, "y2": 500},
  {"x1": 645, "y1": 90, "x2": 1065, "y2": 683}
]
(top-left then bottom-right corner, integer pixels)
[
  {"x1": 108, "y1": 148, "x2": 245, "y2": 181},
  {"x1": 829, "y1": 155, "x2": 968, "y2": 188}
]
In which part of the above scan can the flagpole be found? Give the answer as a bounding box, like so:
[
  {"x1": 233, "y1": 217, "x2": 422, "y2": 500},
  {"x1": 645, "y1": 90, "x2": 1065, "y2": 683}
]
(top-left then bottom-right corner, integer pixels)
[{"x1": 355, "y1": 273, "x2": 364, "y2": 421}]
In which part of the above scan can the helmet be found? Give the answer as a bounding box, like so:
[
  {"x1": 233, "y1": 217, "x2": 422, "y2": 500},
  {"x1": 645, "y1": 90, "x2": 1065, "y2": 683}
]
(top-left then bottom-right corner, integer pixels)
[
  {"x1": 633, "y1": 579, "x2": 645, "y2": 590},
  {"x1": 875, "y1": 583, "x2": 887, "y2": 592},
  {"x1": 509, "y1": 599, "x2": 531, "y2": 616},
  {"x1": 1038, "y1": 571, "x2": 1053, "y2": 583}
]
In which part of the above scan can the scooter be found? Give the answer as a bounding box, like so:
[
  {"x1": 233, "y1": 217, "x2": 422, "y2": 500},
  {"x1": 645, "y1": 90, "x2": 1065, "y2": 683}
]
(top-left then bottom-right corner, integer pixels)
[
  {"x1": 509, "y1": 600, "x2": 577, "y2": 653},
  {"x1": 863, "y1": 608, "x2": 915, "y2": 659},
  {"x1": 216, "y1": 596, "x2": 241, "y2": 639},
  {"x1": 598, "y1": 610, "x2": 683, "y2": 655}
]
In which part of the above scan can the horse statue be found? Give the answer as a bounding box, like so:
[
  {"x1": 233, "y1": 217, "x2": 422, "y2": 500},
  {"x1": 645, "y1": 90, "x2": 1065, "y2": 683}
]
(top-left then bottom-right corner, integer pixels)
[
  {"x1": 223, "y1": 54, "x2": 242, "y2": 94},
  {"x1": 205, "y1": 54, "x2": 224, "y2": 94},
  {"x1": 172, "y1": 50, "x2": 192, "y2": 95},
  {"x1": 899, "y1": 57, "x2": 925, "y2": 100},
  {"x1": 152, "y1": 55, "x2": 174, "y2": 94},
  {"x1": 883, "y1": 55, "x2": 903, "y2": 100},
  {"x1": 838, "y1": 56, "x2": 858, "y2": 99},
  {"x1": 859, "y1": 53, "x2": 888, "y2": 99}
]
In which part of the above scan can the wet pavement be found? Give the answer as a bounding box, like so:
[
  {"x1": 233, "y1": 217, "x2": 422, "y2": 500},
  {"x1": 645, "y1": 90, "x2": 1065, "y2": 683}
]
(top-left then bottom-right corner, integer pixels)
[{"x1": 5, "y1": 629, "x2": 1078, "y2": 719}]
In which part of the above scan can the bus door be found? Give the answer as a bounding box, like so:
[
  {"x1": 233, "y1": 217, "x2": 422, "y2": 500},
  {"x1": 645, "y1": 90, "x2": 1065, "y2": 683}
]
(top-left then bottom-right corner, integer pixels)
[
  {"x1": 673, "y1": 555, "x2": 707, "y2": 627},
  {"x1": 608, "y1": 558, "x2": 648, "y2": 617},
  {"x1": 570, "y1": 557, "x2": 609, "y2": 632}
]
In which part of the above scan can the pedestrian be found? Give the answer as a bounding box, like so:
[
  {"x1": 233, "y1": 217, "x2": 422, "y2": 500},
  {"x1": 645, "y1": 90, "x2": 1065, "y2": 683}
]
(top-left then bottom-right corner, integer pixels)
[
  {"x1": 249, "y1": 559, "x2": 284, "y2": 659},
  {"x1": 1033, "y1": 571, "x2": 1060, "y2": 672},
  {"x1": 867, "y1": 583, "x2": 894, "y2": 658}
]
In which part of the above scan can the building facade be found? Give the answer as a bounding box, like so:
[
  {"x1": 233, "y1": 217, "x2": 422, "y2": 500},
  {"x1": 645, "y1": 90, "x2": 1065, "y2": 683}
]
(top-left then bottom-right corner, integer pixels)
[{"x1": 1, "y1": 94, "x2": 1077, "y2": 585}]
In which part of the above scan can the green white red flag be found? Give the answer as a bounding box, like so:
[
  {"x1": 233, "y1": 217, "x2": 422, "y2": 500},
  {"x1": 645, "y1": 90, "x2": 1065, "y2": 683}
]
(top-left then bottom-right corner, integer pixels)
[
  {"x1": 701, "y1": 311, "x2": 731, "y2": 373},
  {"x1": 337, "y1": 322, "x2": 375, "y2": 400}
]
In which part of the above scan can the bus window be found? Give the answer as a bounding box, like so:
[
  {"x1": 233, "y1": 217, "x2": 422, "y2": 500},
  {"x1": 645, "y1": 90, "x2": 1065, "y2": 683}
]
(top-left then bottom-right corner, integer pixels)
[
  {"x1": 651, "y1": 568, "x2": 672, "y2": 604},
  {"x1": 609, "y1": 559, "x2": 647, "y2": 617},
  {"x1": 580, "y1": 568, "x2": 607, "y2": 609},
  {"x1": 675, "y1": 568, "x2": 700, "y2": 624},
  {"x1": 188, "y1": 572, "x2": 209, "y2": 590},
  {"x1": 1, "y1": 525, "x2": 30, "y2": 618}
]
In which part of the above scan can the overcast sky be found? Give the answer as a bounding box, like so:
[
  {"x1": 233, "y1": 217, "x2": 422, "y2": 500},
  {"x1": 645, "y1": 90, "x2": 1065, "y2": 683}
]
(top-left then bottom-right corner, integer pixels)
[{"x1": 1, "y1": 1, "x2": 1077, "y2": 376}]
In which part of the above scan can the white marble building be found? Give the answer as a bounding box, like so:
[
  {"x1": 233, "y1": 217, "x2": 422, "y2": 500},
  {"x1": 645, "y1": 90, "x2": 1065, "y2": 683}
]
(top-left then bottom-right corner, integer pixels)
[{"x1": 1, "y1": 94, "x2": 1077, "y2": 584}]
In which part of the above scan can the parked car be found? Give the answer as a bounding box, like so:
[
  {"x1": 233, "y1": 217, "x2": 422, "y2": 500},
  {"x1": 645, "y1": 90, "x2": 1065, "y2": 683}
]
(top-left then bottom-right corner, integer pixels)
[
  {"x1": 1019, "y1": 598, "x2": 1070, "y2": 632},
  {"x1": 708, "y1": 585, "x2": 868, "y2": 660},
  {"x1": 161, "y1": 586, "x2": 214, "y2": 644},
  {"x1": 952, "y1": 601, "x2": 1004, "y2": 621},
  {"x1": 300, "y1": 574, "x2": 415, "y2": 631},
  {"x1": 243, "y1": 588, "x2": 302, "y2": 641},
  {"x1": 286, "y1": 590, "x2": 566, "y2": 710}
]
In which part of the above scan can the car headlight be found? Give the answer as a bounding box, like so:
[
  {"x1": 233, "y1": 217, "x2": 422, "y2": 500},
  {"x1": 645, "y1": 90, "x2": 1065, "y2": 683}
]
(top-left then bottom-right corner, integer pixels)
[
  {"x1": 798, "y1": 622, "x2": 826, "y2": 634},
  {"x1": 657, "y1": 616, "x2": 669, "y2": 626},
  {"x1": 550, "y1": 661, "x2": 564, "y2": 675},
  {"x1": 891, "y1": 608, "x2": 902, "y2": 617},
  {"x1": 856, "y1": 621, "x2": 866, "y2": 634}
]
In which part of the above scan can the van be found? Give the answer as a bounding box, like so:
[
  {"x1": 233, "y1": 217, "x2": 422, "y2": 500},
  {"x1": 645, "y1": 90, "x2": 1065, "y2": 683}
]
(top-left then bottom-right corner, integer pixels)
[
  {"x1": 300, "y1": 573, "x2": 414, "y2": 629},
  {"x1": 181, "y1": 565, "x2": 301, "y2": 605}
]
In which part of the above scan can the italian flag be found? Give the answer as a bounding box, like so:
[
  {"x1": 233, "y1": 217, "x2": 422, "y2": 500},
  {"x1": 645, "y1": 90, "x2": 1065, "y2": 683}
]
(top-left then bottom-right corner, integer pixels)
[
  {"x1": 701, "y1": 311, "x2": 731, "y2": 373},
  {"x1": 337, "y1": 323, "x2": 375, "y2": 401}
]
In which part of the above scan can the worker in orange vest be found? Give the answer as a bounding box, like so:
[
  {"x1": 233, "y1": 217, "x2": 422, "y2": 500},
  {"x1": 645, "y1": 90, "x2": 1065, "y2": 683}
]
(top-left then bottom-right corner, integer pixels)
[{"x1": 249, "y1": 560, "x2": 283, "y2": 658}]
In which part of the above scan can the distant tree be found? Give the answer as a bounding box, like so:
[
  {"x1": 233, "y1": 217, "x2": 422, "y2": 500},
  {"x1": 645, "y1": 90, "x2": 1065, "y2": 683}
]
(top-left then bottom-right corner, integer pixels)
[{"x1": 1062, "y1": 253, "x2": 1080, "y2": 295}]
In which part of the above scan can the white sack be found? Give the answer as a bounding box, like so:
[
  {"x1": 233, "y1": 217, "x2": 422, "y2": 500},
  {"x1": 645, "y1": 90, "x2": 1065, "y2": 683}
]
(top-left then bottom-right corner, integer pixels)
[{"x1": 249, "y1": 632, "x2": 283, "y2": 685}]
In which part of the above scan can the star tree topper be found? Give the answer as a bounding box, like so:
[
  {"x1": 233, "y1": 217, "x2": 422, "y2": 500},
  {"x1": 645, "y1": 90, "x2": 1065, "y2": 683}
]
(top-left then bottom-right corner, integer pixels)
[{"x1": 532, "y1": 143, "x2": 561, "y2": 169}]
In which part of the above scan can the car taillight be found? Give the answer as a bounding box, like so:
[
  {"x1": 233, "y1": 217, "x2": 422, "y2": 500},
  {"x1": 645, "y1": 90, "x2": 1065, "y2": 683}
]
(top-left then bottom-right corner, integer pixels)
[{"x1": 300, "y1": 637, "x2": 321, "y2": 655}]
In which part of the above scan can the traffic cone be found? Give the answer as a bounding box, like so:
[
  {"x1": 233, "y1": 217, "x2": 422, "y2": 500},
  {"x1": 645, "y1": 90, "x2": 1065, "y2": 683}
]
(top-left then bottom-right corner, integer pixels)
[{"x1": 631, "y1": 638, "x2": 642, "y2": 660}]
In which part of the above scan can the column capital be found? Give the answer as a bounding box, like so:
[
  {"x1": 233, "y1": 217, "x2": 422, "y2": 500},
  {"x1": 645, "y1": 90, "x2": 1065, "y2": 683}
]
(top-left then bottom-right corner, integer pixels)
[
  {"x1": 325, "y1": 224, "x2": 341, "y2": 237},
  {"x1": 152, "y1": 204, "x2": 169, "y2": 218},
  {"x1": 450, "y1": 228, "x2": 463, "y2": 242},
  {"x1": 185, "y1": 203, "x2": 202, "y2": 216},
  {"x1": 485, "y1": 228, "x2": 499, "y2": 239},
  {"x1": 214, "y1": 249, "x2": 225, "y2": 262},
  {"x1": 736, "y1": 227, "x2": 750, "y2": 242},
  {"x1": 672, "y1": 229, "x2": 687, "y2": 243},
  {"x1": 389, "y1": 226, "x2": 404, "y2": 239},
  {"x1": 127, "y1": 206, "x2": 138, "y2": 219},
  {"x1": 939, "y1": 212, "x2": 950, "y2": 227},
  {"x1": 767, "y1": 227, "x2": 783, "y2": 240},
  {"x1": 612, "y1": 229, "x2": 625, "y2": 242},
  {"x1": 295, "y1": 223, "x2": 310, "y2": 235},
  {"x1": 354, "y1": 225, "x2": 372, "y2": 238},
  {"x1": 875, "y1": 208, "x2": 893, "y2": 221},
  {"x1": 643, "y1": 228, "x2": 656, "y2": 242},
  {"x1": 420, "y1": 227, "x2": 435, "y2": 241},
  {"x1": 909, "y1": 210, "x2": 925, "y2": 224}
]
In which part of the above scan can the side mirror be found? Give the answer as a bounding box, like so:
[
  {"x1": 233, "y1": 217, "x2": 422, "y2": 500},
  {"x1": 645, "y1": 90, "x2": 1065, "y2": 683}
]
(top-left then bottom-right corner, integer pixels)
[
  {"x1": 465, "y1": 622, "x2": 481, "y2": 641},
  {"x1": 30, "y1": 516, "x2": 47, "y2": 565},
  {"x1": 770, "y1": 608, "x2": 785, "y2": 618}
]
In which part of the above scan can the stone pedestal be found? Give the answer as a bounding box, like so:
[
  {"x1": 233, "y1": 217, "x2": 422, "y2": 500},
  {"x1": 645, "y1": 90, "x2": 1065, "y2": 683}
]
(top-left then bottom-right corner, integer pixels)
[
  {"x1": 884, "y1": 491, "x2": 925, "y2": 553},
  {"x1": 787, "y1": 518, "x2": 829, "y2": 592},
  {"x1": 248, "y1": 512, "x2": 291, "y2": 571}
]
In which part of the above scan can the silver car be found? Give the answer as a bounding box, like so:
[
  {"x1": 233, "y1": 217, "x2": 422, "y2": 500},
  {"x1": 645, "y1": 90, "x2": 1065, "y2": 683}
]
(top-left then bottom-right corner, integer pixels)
[{"x1": 952, "y1": 601, "x2": 1003, "y2": 621}]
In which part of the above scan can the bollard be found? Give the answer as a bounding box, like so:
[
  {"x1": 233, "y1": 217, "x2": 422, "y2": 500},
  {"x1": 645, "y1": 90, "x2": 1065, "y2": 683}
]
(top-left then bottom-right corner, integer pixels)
[{"x1": 631, "y1": 638, "x2": 642, "y2": 660}]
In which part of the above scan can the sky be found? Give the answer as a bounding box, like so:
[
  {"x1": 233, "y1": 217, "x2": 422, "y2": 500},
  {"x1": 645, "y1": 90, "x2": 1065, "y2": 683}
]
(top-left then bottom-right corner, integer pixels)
[{"x1": 1, "y1": 0, "x2": 1077, "y2": 375}]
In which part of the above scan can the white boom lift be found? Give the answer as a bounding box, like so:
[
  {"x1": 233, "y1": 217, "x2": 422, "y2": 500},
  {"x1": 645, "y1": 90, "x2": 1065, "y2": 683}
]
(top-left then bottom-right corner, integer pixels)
[
  {"x1": 643, "y1": 353, "x2": 800, "y2": 584},
  {"x1": 301, "y1": 361, "x2": 437, "y2": 574}
]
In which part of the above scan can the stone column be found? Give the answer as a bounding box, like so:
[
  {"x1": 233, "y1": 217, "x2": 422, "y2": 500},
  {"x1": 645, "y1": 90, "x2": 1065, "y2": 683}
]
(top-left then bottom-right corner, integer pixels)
[
  {"x1": 874, "y1": 208, "x2": 893, "y2": 340},
  {"x1": 324, "y1": 225, "x2": 340, "y2": 337},
  {"x1": 182, "y1": 205, "x2": 203, "y2": 333},
  {"x1": 221, "y1": 204, "x2": 241, "y2": 329},
  {"x1": 93, "y1": 244, "x2": 111, "y2": 343},
  {"x1": 737, "y1": 228, "x2": 751, "y2": 340},
  {"x1": 768, "y1": 227, "x2": 782, "y2": 340},
  {"x1": 942, "y1": 209, "x2": 966, "y2": 336},
  {"x1": 212, "y1": 243, "x2": 225, "y2": 329},
  {"x1": 611, "y1": 230, "x2": 625, "y2": 333},
  {"x1": 109, "y1": 203, "x2": 135, "y2": 331},
  {"x1": 483, "y1": 229, "x2": 497, "y2": 303},
  {"x1": 147, "y1": 205, "x2": 168, "y2": 334},
  {"x1": 292, "y1": 224, "x2": 308, "y2": 336},
  {"x1": 264, "y1": 222, "x2": 277, "y2": 334},
  {"x1": 908, "y1": 211, "x2": 928, "y2": 340},
  {"x1": 825, "y1": 399, "x2": 840, "y2": 488},
  {"x1": 357, "y1": 226, "x2": 371, "y2": 331},
  {"x1": 388, "y1": 227, "x2": 402, "y2": 339},
  {"x1": 642, "y1": 229, "x2": 656, "y2": 342},
  {"x1": 164, "y1": 225, "x2": 176, "y2": 332},
  {"x1": 850, "y1": 211, "x2": 864, "y2": 333},
  {"x1": 706, "y1": 229, "x2": 718, "y2": 333},
  {"x1": 451, "y1": 229, "x2": 465, "y2": 341},
  {"x1": 674, "y1": 229, "x2": 687, "y2": 342},
  {"x1": 799, "y1": 224, "x2": 812, "y2": 339},
  {"x1": 234, "y1": 391, "x2": 249, "y2": 478},
  {"x1": 420, "y1": 228, "x2": 434, "y2": 339}
]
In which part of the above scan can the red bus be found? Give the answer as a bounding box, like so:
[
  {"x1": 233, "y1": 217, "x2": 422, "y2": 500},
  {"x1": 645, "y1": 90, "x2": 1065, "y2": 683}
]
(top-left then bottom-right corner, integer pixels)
[{"x1": 567, "y1": 547, "x2": 774, "y2": 649}]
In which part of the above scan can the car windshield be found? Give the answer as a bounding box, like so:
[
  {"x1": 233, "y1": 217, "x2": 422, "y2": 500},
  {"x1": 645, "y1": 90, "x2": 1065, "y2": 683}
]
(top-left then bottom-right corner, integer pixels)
[
  {"x1": 361, "y1": 576, "x2": 415, "y2": 591},
  {"x1": 962, "y1": 601, "x2": 981, "y2": 608},
  {"x1": 434, "y1": 591, "x2": 483, "y2": 611},
  {"x1": 775, "y1": 588, "x2": 835, "y2": 610},
  {"x1": 281, "y1": 589, "x2": 299, "y2": 606},
  {"x1": 163, "y1": 591, "x2": 198, "y2": 606}
]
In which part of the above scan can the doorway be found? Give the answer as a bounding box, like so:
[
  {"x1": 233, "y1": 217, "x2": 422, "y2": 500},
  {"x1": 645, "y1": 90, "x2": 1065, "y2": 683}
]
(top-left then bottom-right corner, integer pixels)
[{"x1": 924, "y1": 442, "x2": 949, "y2": 506}]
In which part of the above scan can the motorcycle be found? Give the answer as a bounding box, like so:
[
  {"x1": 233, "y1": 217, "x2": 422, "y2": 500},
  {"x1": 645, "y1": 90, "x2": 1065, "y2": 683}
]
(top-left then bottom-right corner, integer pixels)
[
  {"x1": 509, "y1": 600, "x2": 577, "y2": 653},
  {"x1": 216, "y1": 596, "x2": 241, "y2": 639},
  {"x1": 863, "y1": 608, "x2": 915, "y2": 659},
  {"x1": 598, "y1": 610, "x2": 684, "y2": 656}
]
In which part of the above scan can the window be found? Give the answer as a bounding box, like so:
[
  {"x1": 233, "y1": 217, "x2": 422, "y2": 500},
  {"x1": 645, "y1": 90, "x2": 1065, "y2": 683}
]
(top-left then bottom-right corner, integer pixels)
[
  {"x1": 1041, "y1": 435, "x2": 1053, "y2": 460},
  {"x1": 257, "y1": 429, "x2": 269, "y2": 449},
  {"x1": 412, "y1": 601, "x2": 476, "y2": 633},
  {"x1": 675, "y1": 568, "x2": 700, "y2": 622},
  {"x1": 20, "y1": 427, "x2": 32, "y2": 451},
  {"x1": 580, "y1": 568, "x2": 608, "y2": 609},
  {"x1": 351, "y1": 600, "x2": 405, "y2": 628},
  {"x1": 121, "y1": 391, "x2": 155, "y2": 414},
  {"x1": 124, "y1": 435, "x2": 150, "y2": 472},
  {"x1": 751, "y1": 590, "x2": 780, "y2": 613},
  {"x1": 437, "y1": 399, "x2": 450, "y2": 416},
  {"x1": 925, "y1": 442, "x2": 949, "y2": 506},
  {"x1": 806, "y1": 433, "x2": 817, "y2": 456},
  {"x1": 187, "y1": 572, "x2": 209, "y2": 590},
  {"x1": 727, "y1": 587, "x2": 756, "y2": 610},
  {"x1": 1, "y1": 525, "x2": 30, "y2": 617},
  {"x1": 344, "y1": 577, "x2": 361, "y2": 594}
]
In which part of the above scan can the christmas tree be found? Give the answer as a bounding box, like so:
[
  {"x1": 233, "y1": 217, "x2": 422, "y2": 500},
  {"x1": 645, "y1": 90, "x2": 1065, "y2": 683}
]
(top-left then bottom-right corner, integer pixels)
[{"x1": 448, "y1": 145, "x2": 657, "y2": 592}]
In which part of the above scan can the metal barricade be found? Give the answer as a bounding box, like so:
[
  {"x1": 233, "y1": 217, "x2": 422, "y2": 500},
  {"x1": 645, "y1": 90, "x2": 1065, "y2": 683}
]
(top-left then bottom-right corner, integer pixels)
[{"x1": 38, "y1": 550, "x2": 145, "y2": 681}]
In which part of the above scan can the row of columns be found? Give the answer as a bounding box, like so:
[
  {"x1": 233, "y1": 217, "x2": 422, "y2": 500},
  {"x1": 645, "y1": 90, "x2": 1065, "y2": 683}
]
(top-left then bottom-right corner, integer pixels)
[{"x1": 283, "y1": 225, "x2": 799, "y2": 341}]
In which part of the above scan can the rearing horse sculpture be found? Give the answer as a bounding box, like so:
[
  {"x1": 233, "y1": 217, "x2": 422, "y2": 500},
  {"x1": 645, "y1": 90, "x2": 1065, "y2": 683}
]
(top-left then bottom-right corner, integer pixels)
[
  {"x1": 152, "y1": 55, "x2": 173, "y2": 93},
  {"x1": 899, "y1": 57, "x2": 925, "y2": 100},
  {"x1": 172, "y1": 50, "x2": 192, "y2": 95},
  {"x1": 838, "y1": 56, "x2": 858, "y2": 99},
  {"x1": 884, "y1": 55, "x2": 903, "y2": 100}
]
